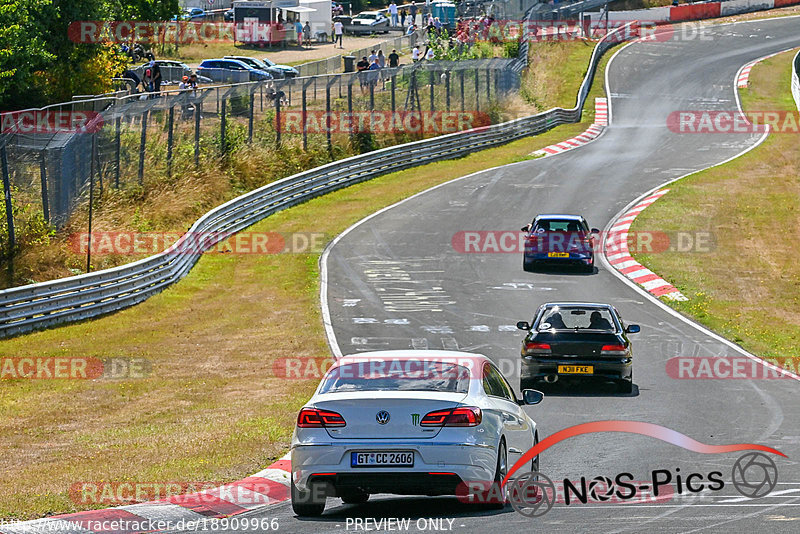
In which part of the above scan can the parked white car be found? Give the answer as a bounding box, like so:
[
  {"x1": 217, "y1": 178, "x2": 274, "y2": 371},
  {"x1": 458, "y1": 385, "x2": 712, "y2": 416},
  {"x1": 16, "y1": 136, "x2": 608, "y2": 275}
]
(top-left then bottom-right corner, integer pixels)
[
  {"x1": 290, "y1": 350, "x2": 543, "y2": 516},
  {"x1": 350, "y1": 11, "x2": 390, "y2": 33}
]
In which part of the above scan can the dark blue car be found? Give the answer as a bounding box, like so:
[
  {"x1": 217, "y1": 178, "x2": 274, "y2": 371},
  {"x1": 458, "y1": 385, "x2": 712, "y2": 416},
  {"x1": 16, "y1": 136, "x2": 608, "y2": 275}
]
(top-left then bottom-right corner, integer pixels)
[
  {"x1": 197, "y1": 59, "x2": 272, "y2": 82},
  {"x1": 522, "y1": 214, "x2": 599, "y2": 273}
]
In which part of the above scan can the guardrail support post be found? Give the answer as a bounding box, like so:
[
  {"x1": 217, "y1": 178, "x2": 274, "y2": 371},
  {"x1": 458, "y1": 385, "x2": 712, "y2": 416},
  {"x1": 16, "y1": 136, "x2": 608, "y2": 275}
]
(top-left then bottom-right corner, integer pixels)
[
  {"x1": 114, "y1": 117, "x2": 121, "y2": 188},
  {"x1": 429, "y1": 70, "x2": 435, "y2": 112},
  {"x1": 220, "y1": 99, "x2": 227, "y2": 156},
  {"x1": 275, "y1": 94, "x2": 282, "y2": 148},
  {"x1": 486, "y1": 67, "x2": 491, "y2": 102},
  {"x1": 167, "y1": 105, "x2": 175, "y2": 177},
  {"x1": 326, "y1": 82, "x2": 333, "y2": 157},
  {"x1": 87, "y1": 134, "x2": 96, "y2": 273},
  {"x1": 460, "y1": 70, "x2": 465, "y2": 112},
  {"x1": 39, "y1": 151, "x2": 50, "y2": 223},
  {"x1": 370, "y1": 81, "x2": 375, "y2": 111},
  {"x1": 475, "y1": 69, "x2": 480, "y2": 112},
  {"x1": 302, "y1": 85, "x2": 308, "y2": 151},
  {"x1": 194, "y1": 103, "x2": 201, "y2": 167},
  {"x1": 0, "y1": 143, "x2": 14, "y2": 255},
  {"x1": 391, "y1": 74, "x2": 396, "y2": 113},
  {"x1": 248, "y1": 92, "x2": 255, "y2": 143},
  {"x1": 445, "y1": 71, "x2": 450, "y2": 112},
  {"x1": 138, "y1": 110, "x2": 148, "y2": 185}
]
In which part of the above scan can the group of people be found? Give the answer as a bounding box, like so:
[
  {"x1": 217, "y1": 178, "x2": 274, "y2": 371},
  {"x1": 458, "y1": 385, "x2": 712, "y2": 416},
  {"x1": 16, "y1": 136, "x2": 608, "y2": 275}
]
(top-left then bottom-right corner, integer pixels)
[
  {"x1": 410, "y1": 45, "x2": 436, "y2": 62},
  {"x1": 294, "y1": 20, "x2": 313, "y2": 47},
  {"x1": 355, "y1": 48, "x2": 402, "y2": 92},
  {"x1": 389, "y1": 2, "x2": 419, "y2": 29}
]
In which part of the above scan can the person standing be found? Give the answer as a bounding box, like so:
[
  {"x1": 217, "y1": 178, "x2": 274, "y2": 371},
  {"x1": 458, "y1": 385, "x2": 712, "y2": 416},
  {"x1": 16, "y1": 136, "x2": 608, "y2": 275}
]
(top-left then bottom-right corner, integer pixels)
[
  {"x1": 410, "y1": 2, "x2": 418, "y2": 25},
  {"x1": 389, "y1": 2, "x2": 398, "y2": 26},
  {"x1": 303, "y1": 21, "x2": 311, "y2": 45},
  {"x1": 400, "y1": 9, "x2": 406, "y2": 27},
  {"x1": 411, "y1": 45, "x2": 420, "y2": 62},
  {"x1": 149, "y1": 59, "x2": 162, "y2": 96},
  {"x1": 142, "y1": 68, "x2": 153, "y2": 94},
  {"x1": 425, "y1": 46, "x2": 434, "y2": 60},
  {"x1": 368, "y1": 49, "x2": 378, "y2": 64},
  {"x1": 377, "y1": 49, "x2": 386, "y2": 68},
  {"x1": 388, "y1": 48, "x2": 399, "y2": 68},
  {"x1": 333, "y1": 18, "x2": 344, "y2": 48},
  {"x1": 295, "y1": 20, "x2": 303, "y2": 46}
]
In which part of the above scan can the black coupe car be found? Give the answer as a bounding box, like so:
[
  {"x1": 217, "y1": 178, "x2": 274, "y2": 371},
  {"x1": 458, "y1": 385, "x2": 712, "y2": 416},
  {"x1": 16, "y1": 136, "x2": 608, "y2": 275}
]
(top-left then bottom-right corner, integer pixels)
[{"x1": 516, "y1": 302, "x2": 640, "y2": 392}]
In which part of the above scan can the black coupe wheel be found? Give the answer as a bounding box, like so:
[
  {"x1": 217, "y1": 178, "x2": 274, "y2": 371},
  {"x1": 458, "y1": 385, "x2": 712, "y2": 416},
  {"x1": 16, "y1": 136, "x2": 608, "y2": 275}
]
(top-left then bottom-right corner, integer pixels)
[
  {"x1": 618, "y1": 370, "x2": 633, "y2": 393},
  {"x1": 523, "y1": 258, "x2": 535, "y2": 272}
]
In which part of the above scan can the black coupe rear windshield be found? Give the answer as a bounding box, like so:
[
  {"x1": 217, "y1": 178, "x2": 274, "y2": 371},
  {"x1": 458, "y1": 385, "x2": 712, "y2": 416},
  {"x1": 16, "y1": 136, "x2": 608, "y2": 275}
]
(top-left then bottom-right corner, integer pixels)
[
  {"x1": 319, "y1": 360, "x2": 470, "y2": 393},
  {"x1": 537, "y1": 307, "x2": 618, "y2": 332}
]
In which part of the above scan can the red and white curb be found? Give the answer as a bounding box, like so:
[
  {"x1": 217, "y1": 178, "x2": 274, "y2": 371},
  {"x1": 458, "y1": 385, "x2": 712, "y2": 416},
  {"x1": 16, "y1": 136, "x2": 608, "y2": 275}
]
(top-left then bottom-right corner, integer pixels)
[
  {"x1": 737, "y1": 51, "x2": 783, "y2": 88},
  {"x1": 531, "y1": 98, "x2": 608, "y2": 157},
  {"x1": 594, "y1": 97, "x2": 609, "y2": 126},
  {"x1": 0, "y1": 455, "x2": 291, "y2": 534},
  {"x1": 604, "y1": 189, "x2": 688, "y2": 302}
]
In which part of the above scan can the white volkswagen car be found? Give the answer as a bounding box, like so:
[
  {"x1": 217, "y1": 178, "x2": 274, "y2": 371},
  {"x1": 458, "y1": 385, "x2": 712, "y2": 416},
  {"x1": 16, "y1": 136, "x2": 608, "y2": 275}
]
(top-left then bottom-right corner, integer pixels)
[{"x1": 290, "y1": 350, "x2": 543, "y2": 516}]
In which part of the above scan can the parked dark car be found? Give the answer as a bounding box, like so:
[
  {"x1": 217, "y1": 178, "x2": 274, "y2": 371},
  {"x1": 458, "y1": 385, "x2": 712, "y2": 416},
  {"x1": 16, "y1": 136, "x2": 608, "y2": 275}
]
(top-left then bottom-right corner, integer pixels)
[
  {"x1": 174, "y1": 7, "x2": 206, "y2": 21},
  {"x1": 139, "y1": 60, "x2": 192, "y2": 80},
  {"x1": 197, "y1": 59, "x2": 272, "y2": 82},
  {"x1": 516, "y1": 302, "x2": 639, "y2": 393},
  {"x1": 522, "y1": 214, "x2": 599, "y2": 273},
  {"x1": 223, "y1": 56, "x2": 291, "y2": 80}
]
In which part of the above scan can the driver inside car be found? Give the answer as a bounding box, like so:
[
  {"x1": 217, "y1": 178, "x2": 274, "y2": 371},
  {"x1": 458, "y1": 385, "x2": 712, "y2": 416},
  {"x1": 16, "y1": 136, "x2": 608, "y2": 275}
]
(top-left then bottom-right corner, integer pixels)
[{"x1": 589, "y1": 311, "x2": 613, "y2": 330}]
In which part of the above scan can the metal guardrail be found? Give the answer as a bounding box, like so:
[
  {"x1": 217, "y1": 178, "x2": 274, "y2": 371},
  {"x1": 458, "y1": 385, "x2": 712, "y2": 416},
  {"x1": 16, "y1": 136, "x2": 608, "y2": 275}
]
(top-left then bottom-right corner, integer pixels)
[
  {"x1": 0, "y1": 21, "x2": 636, "y2": 338},
  {"x1": 792, "y1": 49, "x2": 800, "y2": 112}
]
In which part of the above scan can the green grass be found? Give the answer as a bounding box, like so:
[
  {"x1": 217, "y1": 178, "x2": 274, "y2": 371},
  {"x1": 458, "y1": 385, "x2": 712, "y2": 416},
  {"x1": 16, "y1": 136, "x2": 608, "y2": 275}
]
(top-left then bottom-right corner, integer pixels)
[{"x1": 630, "y1": 49, "x2": 800, "y2": 368}]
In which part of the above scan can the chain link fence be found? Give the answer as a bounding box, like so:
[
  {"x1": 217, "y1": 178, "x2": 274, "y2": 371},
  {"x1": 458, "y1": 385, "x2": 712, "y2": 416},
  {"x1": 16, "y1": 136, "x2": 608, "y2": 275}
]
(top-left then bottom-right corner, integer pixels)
[{"x1": 0, "y1": 57, "x2": 519, "y2": 260}]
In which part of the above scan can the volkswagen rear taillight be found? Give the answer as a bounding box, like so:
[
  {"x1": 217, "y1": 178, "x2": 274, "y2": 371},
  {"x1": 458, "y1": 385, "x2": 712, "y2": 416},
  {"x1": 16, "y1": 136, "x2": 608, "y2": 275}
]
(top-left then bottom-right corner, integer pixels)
[
  {"x1": 297, "y1": 408, "x2": 346, "y2": 427},
  {"x1": 420, "y1": 407, "x2": 482, "y2": 427}
]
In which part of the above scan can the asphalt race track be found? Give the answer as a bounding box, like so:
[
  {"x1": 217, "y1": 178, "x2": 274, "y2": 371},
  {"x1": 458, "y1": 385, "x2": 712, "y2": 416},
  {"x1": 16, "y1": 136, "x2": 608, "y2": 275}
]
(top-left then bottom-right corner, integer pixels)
[{"x1": 184, "y1": 17, "x2": 800, "y2": 534}]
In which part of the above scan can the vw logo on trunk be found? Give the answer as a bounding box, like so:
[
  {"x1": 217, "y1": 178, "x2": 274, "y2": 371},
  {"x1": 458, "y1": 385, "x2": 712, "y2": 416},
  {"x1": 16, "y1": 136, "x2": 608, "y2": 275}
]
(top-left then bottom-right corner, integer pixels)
[{"x1": 376, "y1": 410, "x2": 391, "y2": 424}]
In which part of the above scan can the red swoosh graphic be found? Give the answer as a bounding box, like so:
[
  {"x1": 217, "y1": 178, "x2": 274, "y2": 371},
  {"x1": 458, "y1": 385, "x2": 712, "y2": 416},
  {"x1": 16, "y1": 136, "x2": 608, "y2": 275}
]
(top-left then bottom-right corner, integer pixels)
[{"x1": 503, "y1": 420, "x2": 786, "y2": 486}]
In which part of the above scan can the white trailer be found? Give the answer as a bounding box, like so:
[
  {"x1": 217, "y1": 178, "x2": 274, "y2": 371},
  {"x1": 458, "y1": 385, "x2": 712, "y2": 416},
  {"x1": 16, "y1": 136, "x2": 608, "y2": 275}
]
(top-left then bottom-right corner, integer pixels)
[{"x1": 289, "y1": 0, "x2": 332, "y2": 42}]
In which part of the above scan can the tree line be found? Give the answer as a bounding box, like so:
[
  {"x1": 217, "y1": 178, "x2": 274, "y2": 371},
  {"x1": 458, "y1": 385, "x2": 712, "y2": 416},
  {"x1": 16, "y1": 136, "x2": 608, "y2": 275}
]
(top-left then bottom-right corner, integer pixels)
[{"x1": 0, "y1": 0, "x2": 179, "y2": 110}]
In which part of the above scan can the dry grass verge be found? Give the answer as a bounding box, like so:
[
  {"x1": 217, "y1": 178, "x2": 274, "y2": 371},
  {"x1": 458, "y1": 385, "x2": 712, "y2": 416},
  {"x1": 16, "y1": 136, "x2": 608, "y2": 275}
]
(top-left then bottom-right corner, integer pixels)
[{"x1": 630, "y1": 49, "x2": 800, "y2": 366}]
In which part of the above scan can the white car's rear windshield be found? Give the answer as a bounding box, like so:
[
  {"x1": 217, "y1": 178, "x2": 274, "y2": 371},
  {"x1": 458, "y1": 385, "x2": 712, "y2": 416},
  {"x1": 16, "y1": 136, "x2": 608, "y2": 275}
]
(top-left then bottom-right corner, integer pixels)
[{"x1": 319, "y1": 360, "x2": 470, "y2": 393}]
